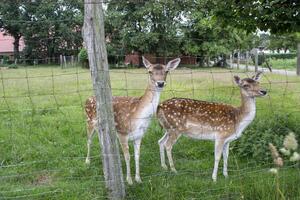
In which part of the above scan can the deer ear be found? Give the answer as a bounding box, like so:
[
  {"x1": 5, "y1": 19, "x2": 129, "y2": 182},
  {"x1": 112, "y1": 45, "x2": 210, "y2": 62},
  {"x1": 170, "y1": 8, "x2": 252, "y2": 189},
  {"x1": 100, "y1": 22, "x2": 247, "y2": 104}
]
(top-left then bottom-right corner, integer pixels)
[
  {"x1": 166, "y1": 58, "x2": 181, "y2": 71},
  {"x1": 252, "y1": 71, "x2": 263, "y2": 81},
  {"x1": 234, "y1": 75, "x2": 241, "y2": 85},
  {"x1": 142, "y1": 56, "x2": 151, "y2": 69}
]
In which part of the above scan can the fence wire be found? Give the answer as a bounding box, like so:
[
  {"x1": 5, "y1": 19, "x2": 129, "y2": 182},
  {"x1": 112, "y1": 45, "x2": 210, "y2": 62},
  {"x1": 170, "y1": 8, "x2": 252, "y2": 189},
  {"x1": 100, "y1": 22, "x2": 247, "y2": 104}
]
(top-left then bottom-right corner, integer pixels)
[{"x1": 0, "y1": 53, "x2": 300, "y2": 199}]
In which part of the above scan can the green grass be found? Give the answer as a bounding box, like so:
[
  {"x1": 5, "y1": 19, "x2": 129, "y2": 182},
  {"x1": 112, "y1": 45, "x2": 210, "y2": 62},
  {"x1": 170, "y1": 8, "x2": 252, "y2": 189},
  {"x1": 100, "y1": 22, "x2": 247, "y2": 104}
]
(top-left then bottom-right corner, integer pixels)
[
  {"x1": 266, "y1": 58, "x2": 297, "y2": 70},
  {"x1": 0, "y1": 65, "x2": 300, "y2": 199}
]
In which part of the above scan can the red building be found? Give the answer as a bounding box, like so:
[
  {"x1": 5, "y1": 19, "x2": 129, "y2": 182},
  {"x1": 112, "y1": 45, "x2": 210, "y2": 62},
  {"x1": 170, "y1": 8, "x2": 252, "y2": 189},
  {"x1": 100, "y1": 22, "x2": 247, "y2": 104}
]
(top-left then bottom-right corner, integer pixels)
[{"x1": 0, "y1": 30, "x2": 25, "y2": 60}]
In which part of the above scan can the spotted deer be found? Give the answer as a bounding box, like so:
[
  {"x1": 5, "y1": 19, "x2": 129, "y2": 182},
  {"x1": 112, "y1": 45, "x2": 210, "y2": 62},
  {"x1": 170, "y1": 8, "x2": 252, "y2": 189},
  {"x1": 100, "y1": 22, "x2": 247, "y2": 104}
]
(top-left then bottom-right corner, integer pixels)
[
  {"x1": 157, "y1": 72, "x2": 267, "y2": 181},
  {"x1": 85, "y1": 56, "x2": 180, "y2": 184}
]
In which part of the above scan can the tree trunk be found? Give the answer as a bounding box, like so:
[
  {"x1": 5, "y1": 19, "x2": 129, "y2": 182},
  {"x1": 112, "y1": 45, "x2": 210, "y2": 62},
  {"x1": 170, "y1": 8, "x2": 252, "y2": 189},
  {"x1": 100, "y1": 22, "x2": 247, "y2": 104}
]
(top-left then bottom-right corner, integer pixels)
[
  {"x1": 83, "y1": 0, "x2": 125, "y2": 199},
  {"x1": 13, "y1": 35, "x2": 21, "y2": 60},
  {"x1": 297, "y1": 42, "x2": 300, "y2": 76}
]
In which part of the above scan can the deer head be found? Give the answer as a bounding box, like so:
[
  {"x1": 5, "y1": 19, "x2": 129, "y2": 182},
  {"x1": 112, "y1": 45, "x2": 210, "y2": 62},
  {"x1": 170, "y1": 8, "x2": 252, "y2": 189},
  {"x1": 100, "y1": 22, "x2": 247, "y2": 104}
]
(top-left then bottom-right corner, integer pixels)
[
  {"x1": 142, "y1": 56, "x2": 181, "y2": 90},
  {"x1": 234, "y1": 72, "x2": 267, "y2": 98}
]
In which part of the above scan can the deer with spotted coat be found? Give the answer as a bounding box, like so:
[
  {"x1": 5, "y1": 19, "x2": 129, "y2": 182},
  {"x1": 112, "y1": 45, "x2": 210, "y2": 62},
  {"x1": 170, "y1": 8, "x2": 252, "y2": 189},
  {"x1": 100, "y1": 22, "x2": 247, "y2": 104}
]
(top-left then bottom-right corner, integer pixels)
[
  {"x1": 157, "y1": 72, "x2": 267, "y2": 181},
  {"x1": 85, "y1": 56, "x2": 180, "y2": 184}
]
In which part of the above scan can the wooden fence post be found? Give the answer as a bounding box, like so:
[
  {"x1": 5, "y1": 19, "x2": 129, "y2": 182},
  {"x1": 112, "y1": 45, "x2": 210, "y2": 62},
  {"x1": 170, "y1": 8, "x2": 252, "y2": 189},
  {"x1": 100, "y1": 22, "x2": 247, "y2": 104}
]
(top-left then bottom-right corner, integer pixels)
[
  {"x1": 230, "y1": 54, "x2": 233, "y2": 68},
  {"x1": 63, "y1": 56, "x2": 67, "y2": 68},
  {"x1": 245, "y1": 51, "x2": 249, "y2": 71},
  {"x1": 297, "y1": 43, "x2": 300, "y2": 76},
  {"x1": 254, "y1": 49, "x2": 258, "y2": 72},
  {"x1": 83, "y1": 0, "x2": 125, "y2": 199},
  {"x1": 237, "y1": 50, "x2": 240, "y2": 70},
  {"x1": 60, "y1": 55, "x2": 63, "y2": 68}
]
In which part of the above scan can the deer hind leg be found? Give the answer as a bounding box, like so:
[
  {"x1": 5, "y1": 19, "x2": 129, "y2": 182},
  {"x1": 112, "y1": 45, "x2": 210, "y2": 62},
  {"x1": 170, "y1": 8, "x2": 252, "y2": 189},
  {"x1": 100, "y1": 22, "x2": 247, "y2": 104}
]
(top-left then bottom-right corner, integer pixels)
[
  {"x1": 165, "y1": 131, "x2": 180, "y2": 173},
  {"x1": 119, "y1": 136, "x2": 133, "y2": 185},
  {"x1": 212, "y1": 139, "x2": 225, "y2": 182},
  {"x1": 222, "y1": 142, "x2": 230, "y2": 178},
  {"x1": 134, "y1": 138, "x2": 142, "y2": 183},
  {"x1": 158, "y1": 132, "x2": 169, "y2": 170},
  {"x1": 85, "y1": 122, "x2": 96, "y2": 165}
]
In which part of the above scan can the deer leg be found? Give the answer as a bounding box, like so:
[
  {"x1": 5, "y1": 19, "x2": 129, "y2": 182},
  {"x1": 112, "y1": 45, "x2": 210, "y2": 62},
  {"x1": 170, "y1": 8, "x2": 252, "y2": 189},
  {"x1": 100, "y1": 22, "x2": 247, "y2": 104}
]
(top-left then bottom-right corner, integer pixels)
[
  {"x1": 134, "y1": 138, "x2": 142, "y2": 183},
  {"x1": 165, "y1": 132, "x2": 180, "y2": 173},
  {"x1": 223, "y1": 142, "x2": 230, "y2": 178},
  {"x1": 212, "y1": 139, "x2": 225, "y2": 182},
  {"x1": 158, "y1": 132, "x2": 169, "y2": 170},
  {"x1": 85, "y1": 123, "x2": 96, "y2": 165},
  {"x1": 119, "y1": 136, "x2": 133, "y2": 185}
]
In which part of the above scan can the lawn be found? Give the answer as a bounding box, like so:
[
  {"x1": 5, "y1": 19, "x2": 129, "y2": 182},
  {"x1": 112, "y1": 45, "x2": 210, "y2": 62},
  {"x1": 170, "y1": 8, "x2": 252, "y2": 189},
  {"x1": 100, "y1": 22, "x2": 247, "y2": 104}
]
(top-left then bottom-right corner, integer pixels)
[
  {"x1": 267, "y1": 58, "x2": 297, "y2": 70},
  {"x1": 0, "y1": 65, "x2": 300, "y2": 199}
]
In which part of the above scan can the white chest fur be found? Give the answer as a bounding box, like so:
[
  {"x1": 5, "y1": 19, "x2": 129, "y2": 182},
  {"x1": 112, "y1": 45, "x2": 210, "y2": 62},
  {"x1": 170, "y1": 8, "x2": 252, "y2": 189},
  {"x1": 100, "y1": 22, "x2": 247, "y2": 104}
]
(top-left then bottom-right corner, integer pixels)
[
  {"x1": 226, "y1": 99, "x2": 256, "y2": 143},
  {"x1": 129, "y1": 91, "x2": 161, "y2": 141}
]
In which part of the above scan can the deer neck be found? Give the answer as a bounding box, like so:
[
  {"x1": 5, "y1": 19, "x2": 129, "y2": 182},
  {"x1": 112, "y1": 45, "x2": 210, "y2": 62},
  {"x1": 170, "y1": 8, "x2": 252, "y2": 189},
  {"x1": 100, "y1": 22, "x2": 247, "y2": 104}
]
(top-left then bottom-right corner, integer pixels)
[
  {"x1": 138, "y1": 84, "x2": 161, "y2": 113},
  {"x1": 237, "y1": 91, "x2": 256, "y2": 125}
]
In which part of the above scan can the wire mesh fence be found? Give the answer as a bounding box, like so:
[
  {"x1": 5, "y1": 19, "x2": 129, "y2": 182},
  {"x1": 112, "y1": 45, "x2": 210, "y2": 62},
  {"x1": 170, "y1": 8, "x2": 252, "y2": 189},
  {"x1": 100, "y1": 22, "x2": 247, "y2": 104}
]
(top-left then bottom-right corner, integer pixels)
[{"x1": 0, "y1": 55, "x2": 300, "y2": 199}]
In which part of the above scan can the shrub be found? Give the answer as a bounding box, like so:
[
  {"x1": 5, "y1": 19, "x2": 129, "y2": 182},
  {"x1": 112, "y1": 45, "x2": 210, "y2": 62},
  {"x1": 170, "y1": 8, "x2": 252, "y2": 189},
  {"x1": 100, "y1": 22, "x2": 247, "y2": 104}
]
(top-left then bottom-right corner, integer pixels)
[
  {"x1": 232, "y1": 113, "x2": 300, "y2": 161},
  {"x1": 78, "y1": 48, "x2": 89, "y2": 68},
  {"x1": 265, "y1": 53, "x2": 296, "y2": 60},
  {"x1": 251, "y1": 53, "x2": 265, "y2": 65},
  {"x1": 0, "y1": 55, "x2": 10, "y2": 65}
]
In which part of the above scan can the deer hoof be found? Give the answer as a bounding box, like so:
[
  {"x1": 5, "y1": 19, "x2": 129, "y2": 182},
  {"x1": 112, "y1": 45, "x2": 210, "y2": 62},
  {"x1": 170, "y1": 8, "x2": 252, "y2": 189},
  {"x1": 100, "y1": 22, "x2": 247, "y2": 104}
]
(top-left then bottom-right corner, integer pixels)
[
  {"x1": 135, "y1": 176, "x2": 142, "y2": 183},
  {"x1": 161, "y1": 164, "x2": 168, "y2": 170},
  {"x1": 171, "y1": 168, "x2": 177, "y2": 174},
  {"x1": 127, "y1": 177, "x2": 133, "y2": 185},
  {"x1": 85, "y1": 158, "x2": 91, "y2": 165}
]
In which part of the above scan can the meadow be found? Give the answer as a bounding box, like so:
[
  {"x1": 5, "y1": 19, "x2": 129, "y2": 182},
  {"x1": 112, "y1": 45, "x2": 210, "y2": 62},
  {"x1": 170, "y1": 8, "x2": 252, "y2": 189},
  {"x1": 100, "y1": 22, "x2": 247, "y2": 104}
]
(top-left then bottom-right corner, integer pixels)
[
  {"x1": 267, "y1": 58, "x2": 297, "y2": 70},
  {"x1": 0, "y1": 65, "x2": 300, "y2": 199}
]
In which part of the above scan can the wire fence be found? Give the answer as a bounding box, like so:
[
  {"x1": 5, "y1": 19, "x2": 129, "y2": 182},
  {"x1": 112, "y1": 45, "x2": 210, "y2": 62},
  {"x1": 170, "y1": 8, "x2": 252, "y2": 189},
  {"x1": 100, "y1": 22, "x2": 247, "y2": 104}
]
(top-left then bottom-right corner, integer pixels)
[{"x1": 0, "y1": 54, "x2": 300, "y2": 199}]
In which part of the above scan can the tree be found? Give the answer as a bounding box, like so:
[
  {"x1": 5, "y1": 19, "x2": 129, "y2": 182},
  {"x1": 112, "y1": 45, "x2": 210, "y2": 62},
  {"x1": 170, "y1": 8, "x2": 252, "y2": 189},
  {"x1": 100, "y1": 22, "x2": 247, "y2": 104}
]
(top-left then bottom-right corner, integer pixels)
[
  {"x1": 0, "y1": 0, "x2": 26, "y2": 60},
  {"x1": 181, "y1": 0, "x2": 259, "y2": 66},
  {"x1": 22, "y1": 0, "x2": 83, "y2": 63},
  {"x1": 215, "y1": 0, "x2": 300, "y2": 74},
  {"x1": 105, "y1": 0, "x2": 189, "y2": 61}
]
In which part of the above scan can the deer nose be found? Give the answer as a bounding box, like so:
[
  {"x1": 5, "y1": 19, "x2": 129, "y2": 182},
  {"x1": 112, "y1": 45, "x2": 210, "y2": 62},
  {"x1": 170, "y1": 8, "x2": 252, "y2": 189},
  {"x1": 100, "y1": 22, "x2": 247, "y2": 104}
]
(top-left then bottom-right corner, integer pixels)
[
  {"x1": 260, "y1": 90, "x2": 267, "y2": 95},
  {"x1": 156, "y1": 81, "x2": 165, "y2": 88}
]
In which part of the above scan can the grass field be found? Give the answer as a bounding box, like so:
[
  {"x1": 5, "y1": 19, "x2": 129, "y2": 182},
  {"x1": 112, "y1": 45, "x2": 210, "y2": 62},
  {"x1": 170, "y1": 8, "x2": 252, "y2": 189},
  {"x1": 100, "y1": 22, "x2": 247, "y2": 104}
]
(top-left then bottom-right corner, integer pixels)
[
  {"x1": 1, "y1": 65, "x2": 300, "y2": 199},
  {"x1": 267, "y1": 58, "x2": 297, "y2": 70}
]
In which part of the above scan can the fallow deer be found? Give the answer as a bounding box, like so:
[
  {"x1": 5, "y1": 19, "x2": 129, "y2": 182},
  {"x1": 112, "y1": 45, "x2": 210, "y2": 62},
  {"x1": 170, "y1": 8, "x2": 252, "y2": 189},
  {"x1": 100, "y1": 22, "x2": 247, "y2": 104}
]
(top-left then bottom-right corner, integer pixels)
[
  {"x1": 85, "y1": 56, "x2": 180, "y2": 184},
  {"x1": 157, "y1": 72, "x2": 267, "y2": 181}
]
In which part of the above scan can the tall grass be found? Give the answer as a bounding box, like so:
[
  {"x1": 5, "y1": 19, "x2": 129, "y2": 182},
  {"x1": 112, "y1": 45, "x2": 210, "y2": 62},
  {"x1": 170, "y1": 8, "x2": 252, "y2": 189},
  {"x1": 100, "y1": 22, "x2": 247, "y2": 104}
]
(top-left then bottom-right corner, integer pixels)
[{"x1": 0, "y1": 66, "x2": 300, "y2": 199}]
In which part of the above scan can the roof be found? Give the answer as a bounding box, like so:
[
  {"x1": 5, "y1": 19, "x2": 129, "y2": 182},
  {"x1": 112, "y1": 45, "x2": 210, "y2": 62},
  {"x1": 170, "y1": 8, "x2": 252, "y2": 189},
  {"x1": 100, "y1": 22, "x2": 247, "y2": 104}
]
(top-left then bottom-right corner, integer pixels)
[{"x1": 0, "y1": 31, "x2": 25, "y2": 53}]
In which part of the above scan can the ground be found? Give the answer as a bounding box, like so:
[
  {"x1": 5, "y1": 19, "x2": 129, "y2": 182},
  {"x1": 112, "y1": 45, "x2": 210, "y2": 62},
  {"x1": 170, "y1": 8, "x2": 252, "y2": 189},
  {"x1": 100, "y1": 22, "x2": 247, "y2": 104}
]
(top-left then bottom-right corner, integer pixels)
[{"x1": 0, "y1": 65, "x2": 300, "y2": 199}]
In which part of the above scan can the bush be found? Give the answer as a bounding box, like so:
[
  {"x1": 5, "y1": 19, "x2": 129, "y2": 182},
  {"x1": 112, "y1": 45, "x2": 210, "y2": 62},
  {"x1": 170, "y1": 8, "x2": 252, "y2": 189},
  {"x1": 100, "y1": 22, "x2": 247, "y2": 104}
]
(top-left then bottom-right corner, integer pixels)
[
  {"x1": 251, "y1": 53, "x2": 265, "y2": 65},
  {"x1": 0, "y1": 55, "x2": 10, "y2": 65},
  {"x1": 232, "y1": 113, "x2": 300, "y2": 161},
  {"x1": 265, "y1": 53, "x2": 296, "y2": 60},
  {"x1": 78, "y1": 48, "x2": 89, "y2": 68}
]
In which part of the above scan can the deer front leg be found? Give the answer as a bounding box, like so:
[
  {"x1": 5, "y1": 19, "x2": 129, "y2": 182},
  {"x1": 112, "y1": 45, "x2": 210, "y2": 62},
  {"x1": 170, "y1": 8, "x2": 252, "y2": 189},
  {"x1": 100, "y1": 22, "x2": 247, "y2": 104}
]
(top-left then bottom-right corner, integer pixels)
[
  {"x1": 158, "y1": 132, "x2": 169, "y2": 170},
  {"x1": 222, "y1": 142, "x2": 230, "y2": 178},
  {"x1": 119, "y1": 136, "x2": 133, "y2": 185},
  {"x1": 165, "y1": 132, "x2": 180, "y2": 173},
  {"x1": 212, "y1": 139, "x2": 225, "y2": 182},
  {"x1": 85, "y1": 124, "x2": 95, "y2": 165},
  {"x1": 134, "y1": 138, "x2": 142, "y2": 183}
]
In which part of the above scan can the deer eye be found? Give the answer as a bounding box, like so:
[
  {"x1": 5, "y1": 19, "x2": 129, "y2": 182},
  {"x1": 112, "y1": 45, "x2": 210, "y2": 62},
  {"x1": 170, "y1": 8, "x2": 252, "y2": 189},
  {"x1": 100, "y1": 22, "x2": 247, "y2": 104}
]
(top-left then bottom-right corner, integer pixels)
[
  {"x1": 148, "y1": 71, "x2": 153, "y2": 75},
  {"x1": 243, "y1": 84, "x2": 250, "y2": 89}
]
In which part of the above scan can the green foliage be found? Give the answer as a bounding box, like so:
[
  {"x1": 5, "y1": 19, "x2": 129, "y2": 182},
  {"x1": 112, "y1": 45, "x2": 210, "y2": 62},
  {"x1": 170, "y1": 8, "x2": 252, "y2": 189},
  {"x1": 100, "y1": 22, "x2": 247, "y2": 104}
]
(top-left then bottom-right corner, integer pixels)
[
  {"x1": 233, "y1": 113, "x2": 300, "y2": 161},
  {"x1": 78, "y1": 48, "x2": 89, "y2": 68},
  {"x1": 266, "y1": 53, "x2": 297, "y2": 60},
  {"x1": 215, "y1": 0, "x2": 299, "y2": 34},
  {"x1": 265, "y1": 58, "x2": 297, "y2": 70},
  {"x1": 8, "y1": 63, "x2": 18, "y2": 69},
  {"x1": 251, "y1": 53, "x2": 265, "y2": 65},
  {"x1": 78, "y1": 48, "x2": 88, "y2": 62},
  {"x1": 0, "y1": 0, "x2": 83, "y2": 62},
  {"x1": 0, "y1": 55, "x2": 10, "y2": 65}
]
